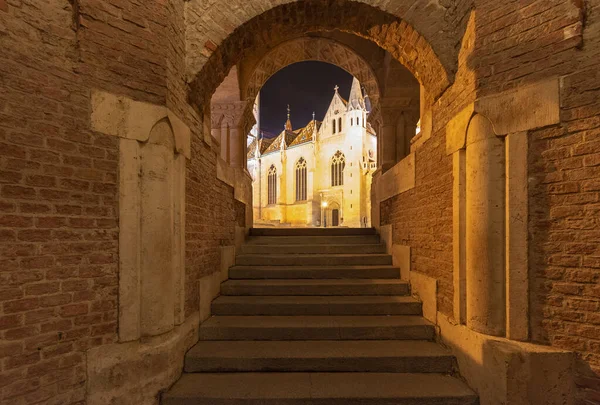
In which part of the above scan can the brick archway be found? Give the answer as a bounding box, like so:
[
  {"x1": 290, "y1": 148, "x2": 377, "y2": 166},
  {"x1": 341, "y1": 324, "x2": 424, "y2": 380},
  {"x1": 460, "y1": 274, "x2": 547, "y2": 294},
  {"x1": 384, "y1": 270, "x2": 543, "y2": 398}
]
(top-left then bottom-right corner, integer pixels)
[
  {"x1": 188, "y1": 0, "x2": 453, "y2": 112},
  {"x1": 244, "y1": 37, "x2": 383, "y2": 125}
]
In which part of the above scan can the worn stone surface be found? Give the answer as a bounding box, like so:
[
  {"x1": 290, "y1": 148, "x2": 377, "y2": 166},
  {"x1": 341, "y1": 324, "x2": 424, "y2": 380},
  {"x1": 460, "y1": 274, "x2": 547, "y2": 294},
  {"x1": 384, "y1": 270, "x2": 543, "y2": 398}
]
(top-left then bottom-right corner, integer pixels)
[
  {"x1": 86, "y1": 312, "x2": 199, "y2": 405},
  {"x1": 438, "y1": 312, "x2": 576, "y2": 405}
]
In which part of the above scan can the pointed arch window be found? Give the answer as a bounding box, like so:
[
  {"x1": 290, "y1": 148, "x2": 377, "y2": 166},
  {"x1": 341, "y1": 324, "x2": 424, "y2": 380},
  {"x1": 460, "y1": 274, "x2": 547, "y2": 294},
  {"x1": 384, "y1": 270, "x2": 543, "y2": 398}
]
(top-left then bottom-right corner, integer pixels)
[
  {"x1": 295, "y1": 158, "x2": 307, "y2": 201},
  {"x1": 338, "y1": 117, "x2": 342, "y2": 132},
  {"x1": 331, "y1": 151, "x2": 346, "y2": 187},
  {"x1": 332, "y1": 119, "x2": 336, "y2": 134},
  {"x1": 268, "y1": 165, "x2": 277, "y2": 205}
]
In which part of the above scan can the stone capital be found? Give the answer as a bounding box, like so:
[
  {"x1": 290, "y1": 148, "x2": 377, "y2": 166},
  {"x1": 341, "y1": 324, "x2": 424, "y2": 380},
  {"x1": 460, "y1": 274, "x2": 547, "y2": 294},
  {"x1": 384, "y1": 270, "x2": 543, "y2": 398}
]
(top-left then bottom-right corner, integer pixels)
[
  {"x1": 90, "y1": 90, "x2": 191, "y2": 159},
  {"x1": 211, "y1": 101, "x2": 248, "y2": 128},
  {"x1": 446, "y1": 77, "x2": 560, "y2": 155}
]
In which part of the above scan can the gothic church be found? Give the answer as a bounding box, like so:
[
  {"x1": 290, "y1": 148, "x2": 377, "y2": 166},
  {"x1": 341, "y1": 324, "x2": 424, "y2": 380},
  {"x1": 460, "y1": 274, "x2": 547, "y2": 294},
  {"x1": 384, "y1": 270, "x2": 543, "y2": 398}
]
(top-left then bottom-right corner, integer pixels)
[{"x1": 247, "y1": 78, "x2": 377, "y2": 227}]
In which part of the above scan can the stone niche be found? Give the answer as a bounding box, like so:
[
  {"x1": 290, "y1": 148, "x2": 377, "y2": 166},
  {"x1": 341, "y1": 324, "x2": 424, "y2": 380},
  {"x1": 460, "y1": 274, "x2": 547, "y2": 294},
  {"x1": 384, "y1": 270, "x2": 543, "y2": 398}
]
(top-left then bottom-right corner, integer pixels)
[{"x1": 88, "y1": 91, "x2": 194, "y2": 405}]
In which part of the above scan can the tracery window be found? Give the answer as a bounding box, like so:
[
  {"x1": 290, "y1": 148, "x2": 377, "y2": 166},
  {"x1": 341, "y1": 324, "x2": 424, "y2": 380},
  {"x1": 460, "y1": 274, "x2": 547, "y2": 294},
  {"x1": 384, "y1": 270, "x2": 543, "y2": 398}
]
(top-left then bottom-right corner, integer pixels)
[
  {"x1": 331, "y1": 151, "x2": 346, "y2": 187},
  {"x1": 268, "y1": 165, "x2": 277, "y2": 205},
  {"x1": 295, "y1": 158, "x2": 307, "y2": 201}
]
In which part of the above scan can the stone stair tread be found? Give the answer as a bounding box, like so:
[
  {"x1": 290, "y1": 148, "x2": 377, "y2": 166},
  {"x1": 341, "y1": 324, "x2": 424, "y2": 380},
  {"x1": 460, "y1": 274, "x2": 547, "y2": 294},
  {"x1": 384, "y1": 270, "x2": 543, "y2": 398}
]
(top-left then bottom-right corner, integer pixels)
[
  {"x1": 231, "y1": 265, "x2": 398, "y2": 270},
  {"x1": 237, "y1": 253, "x2": 390, "y2": 258},
  {"x1": 223, "y1": 279, "x2": 407, "y2": 286},
  {"x1": 201, "y1": 315, "x2": 432, "y2": 329},
  {"x1": 163, "y1": 372, "x2": 478, "y2": 404},
  {"x1": 212, "y1": 295, "x2": 421, "y2": 316},
  {"x1": 187, "y1": 340, "x2": 452, "y2": 359},
  {"x1": 240, "y1": 244, "x2": 387, "y2": 254},
  {"x1": 229, "y1": 265, "x2": 400, "y2": 279},
  {"x1": 214, "y1": 295, "x2": 418, "y2": 305}
]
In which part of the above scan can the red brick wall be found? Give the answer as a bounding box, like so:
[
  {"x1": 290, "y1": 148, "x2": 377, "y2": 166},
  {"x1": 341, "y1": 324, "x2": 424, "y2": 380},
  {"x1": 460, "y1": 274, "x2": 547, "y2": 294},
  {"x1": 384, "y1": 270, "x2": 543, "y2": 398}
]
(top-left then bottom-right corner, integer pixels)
[
  {"x1": 383, "y1": 9, "x2": 477, "y2": 317},
  {"x1": 471, "y1": 1, "x2": 599, "y2": 402}
]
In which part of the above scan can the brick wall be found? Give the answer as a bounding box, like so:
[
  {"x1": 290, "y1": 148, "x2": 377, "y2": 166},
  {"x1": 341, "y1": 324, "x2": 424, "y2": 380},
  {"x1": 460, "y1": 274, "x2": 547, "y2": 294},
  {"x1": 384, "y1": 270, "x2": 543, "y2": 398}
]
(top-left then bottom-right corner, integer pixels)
[{"x1": 525, "y1": 2, "x2": 600, "y2": 402}]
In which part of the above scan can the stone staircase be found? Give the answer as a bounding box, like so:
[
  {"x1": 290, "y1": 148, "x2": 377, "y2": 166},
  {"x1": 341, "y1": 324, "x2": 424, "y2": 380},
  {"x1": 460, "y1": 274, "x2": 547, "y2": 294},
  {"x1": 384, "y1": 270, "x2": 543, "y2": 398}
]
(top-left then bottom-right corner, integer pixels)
[{"x1": 163, "y1": 228, "x2": 478, "y2": 405}]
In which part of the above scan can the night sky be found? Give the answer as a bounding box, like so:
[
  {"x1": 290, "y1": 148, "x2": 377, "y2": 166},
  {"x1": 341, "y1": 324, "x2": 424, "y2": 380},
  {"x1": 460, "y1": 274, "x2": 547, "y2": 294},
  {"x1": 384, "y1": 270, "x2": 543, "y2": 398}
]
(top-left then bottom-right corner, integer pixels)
[{"x1": 259, "y1": 61, "x2": 353, "y2": 137}]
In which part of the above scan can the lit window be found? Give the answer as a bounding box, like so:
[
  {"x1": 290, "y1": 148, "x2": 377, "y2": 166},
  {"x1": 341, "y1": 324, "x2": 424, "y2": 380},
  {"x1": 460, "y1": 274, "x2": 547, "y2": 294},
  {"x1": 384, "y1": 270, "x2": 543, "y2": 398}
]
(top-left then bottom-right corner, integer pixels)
[
  {"x1": 295, "y1": 158, "x2": 307, "y2": 201},
  {"x1": 268, "y1": 165, "x2": 277, "y2": 205},
  {"x1": 331, "y1": 151, "x2": 345, "y2": 187}
]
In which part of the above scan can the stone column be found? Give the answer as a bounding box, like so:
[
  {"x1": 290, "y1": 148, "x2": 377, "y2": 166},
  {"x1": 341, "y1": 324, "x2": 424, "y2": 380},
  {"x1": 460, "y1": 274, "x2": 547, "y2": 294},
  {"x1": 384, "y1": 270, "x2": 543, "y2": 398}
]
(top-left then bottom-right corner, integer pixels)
[
  {"x1": 221, "y1": 122, "x2": 229, "y2": 163},
  {"x1": 229, "y1": 125, "x2": 243, "y2": 168},
  {"x1": 381, "y1": 122, "x2": 397, "y2": 171},
  {"x1": 465, "y1": 114, "x2": 506, "y2": 337}
]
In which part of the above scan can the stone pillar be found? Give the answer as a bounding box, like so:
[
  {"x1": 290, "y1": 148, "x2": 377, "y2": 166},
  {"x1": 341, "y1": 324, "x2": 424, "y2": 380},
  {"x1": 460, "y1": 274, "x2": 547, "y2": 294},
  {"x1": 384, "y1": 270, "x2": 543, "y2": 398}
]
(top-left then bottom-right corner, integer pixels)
[
  {"x1": 381, "y1": 122, "x2": 397, "y2": 171},
  {"x1": 465, "y1": 114, "x2": 506, "y2": 337},
  {"x1": 221, "y1": 122, "x2": 229, "y2": 163},
  {"x1": 229, "y1": 125, "x2": 243, "y2": 168}
]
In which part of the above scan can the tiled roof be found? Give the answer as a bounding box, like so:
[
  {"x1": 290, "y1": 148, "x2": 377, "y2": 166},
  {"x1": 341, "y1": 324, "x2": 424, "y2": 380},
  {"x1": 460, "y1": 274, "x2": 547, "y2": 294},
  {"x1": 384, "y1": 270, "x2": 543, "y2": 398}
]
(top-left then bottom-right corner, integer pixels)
[{"x1": 289, "y1": 120, "x2": 319, "y2": 147}]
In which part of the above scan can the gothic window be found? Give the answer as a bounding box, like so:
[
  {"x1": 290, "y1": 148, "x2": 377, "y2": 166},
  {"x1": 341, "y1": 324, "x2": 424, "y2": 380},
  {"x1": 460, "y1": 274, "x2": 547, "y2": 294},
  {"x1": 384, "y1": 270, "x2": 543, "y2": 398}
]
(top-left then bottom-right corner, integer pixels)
[
  {"x1": 338, "y1": 117, "x2": 342, "y2": 132},
  {"x1": 295, "y1": 158, "x2": 307, "y2": 201},
  {"x1": 268, "y1": 165, "x2": 277, "y2": 205},
  {"x1": 332, "y1": 119, "x2": 336, "y2": 134},
  {"x1": 331, "y1": 151, "x2": 345, "y2": 187},
  {"x1": 351, "y1": 118, "x2": 353, "y2": 126}
]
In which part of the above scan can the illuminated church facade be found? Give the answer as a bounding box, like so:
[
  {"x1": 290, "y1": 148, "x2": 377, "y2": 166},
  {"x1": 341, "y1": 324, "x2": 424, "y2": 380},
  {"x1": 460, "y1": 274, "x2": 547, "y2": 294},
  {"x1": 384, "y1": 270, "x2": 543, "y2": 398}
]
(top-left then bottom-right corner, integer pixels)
[{"x1": 247, "y1": 78, "x2": 377, "y2": 227}]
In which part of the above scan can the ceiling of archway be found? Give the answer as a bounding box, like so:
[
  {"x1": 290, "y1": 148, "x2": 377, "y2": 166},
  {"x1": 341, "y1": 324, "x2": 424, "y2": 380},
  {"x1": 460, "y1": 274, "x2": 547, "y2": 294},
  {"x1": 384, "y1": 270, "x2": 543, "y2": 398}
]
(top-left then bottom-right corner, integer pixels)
[
  {"x1": 186, "y1": 0, "x2": 468, "y2": 111},
  {"x1": 243, "y1": 37, "x2": 383, "y2": 123}
]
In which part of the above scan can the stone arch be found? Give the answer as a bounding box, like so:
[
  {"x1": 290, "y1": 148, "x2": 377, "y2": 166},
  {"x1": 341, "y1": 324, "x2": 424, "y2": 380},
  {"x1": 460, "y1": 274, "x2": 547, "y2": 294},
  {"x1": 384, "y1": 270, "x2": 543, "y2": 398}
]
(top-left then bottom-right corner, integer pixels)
[
  {"x1": 243, "y1": 37, "x2": 383, "y2": 125},
  {"x1": 188, "y1": 0, "x2": 453, "y2": 112}
]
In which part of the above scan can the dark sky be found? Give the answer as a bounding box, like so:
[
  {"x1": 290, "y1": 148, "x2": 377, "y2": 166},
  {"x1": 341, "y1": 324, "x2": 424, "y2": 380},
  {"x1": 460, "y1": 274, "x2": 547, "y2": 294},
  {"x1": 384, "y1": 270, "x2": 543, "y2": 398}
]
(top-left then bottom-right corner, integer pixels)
[{"x1": 259, "y1": 61, "x2": 353, "y2": 137}]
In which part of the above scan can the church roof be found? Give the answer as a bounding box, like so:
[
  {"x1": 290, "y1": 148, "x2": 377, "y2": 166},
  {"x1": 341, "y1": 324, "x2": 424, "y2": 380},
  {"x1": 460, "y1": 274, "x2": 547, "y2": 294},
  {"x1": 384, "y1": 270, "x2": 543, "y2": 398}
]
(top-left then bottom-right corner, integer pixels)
[
  {"x1": 289, "y1": 120, "x2": 320, "y2": 147},
  {"x1": 262, "y1": 129, "x2": 296, "y2": 155},
  {"x1": 247, "y1": 136, "x2": 276, "y2": 159}
]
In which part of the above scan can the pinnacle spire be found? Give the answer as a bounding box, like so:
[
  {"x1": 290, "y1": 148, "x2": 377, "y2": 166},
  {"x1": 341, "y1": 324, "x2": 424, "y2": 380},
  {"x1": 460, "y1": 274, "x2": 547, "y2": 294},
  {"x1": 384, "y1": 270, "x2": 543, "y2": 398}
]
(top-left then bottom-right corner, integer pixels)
[
  {"x1": 284, "y1": 104, "x2": 293, "y2": 131},
  {"x1": 348, "y1": 77, "x2": 363, "y2": 102}
]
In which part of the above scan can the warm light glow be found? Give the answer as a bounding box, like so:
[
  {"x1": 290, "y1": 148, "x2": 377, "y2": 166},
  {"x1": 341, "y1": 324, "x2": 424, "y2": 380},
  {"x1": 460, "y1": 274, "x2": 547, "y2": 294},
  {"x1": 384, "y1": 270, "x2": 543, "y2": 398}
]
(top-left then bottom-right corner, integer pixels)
[{"x1": 322, "y1": 201, "x2": 328, "y2": 208}]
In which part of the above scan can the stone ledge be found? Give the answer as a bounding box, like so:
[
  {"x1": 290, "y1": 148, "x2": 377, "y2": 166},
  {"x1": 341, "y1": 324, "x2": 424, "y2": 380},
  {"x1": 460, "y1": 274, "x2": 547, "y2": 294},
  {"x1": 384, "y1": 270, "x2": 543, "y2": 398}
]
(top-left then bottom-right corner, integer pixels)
[
  {"x1": 410, "y1": 109, "x2": 432, "y2": 152},
  {"x1": 446, "y1": 77, "x2": 560, "y2": 155},
  {"x1": 374, "y1": 153, "x2": 416, "y2": 203},
  {"x1": 438, "y1": 312, "x2": 575, "y2": 405},
  {"x1": 91, "y1": 90, "x2": 191, "y2": 159},
  {"x1": 86, "y1": 312, "x2": 199, "y2": 405}
]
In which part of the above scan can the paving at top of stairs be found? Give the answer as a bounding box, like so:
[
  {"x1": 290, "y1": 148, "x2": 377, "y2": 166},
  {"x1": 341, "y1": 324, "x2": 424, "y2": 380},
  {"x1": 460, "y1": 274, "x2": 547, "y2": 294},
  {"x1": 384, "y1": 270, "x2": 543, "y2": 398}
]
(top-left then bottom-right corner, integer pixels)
[
  {"x1": 249, "y1": 227, "x2": 377, "y2": 236},
  {"x1": 246, "y1": 234, "x2": 381, "y2": 245}
]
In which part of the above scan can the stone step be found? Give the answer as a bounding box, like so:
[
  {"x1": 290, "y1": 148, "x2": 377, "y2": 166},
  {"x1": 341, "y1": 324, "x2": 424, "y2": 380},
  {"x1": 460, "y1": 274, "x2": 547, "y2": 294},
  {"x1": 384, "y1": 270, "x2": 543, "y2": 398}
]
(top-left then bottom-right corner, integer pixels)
[
  {"x1": 199, "y1": 315, "x2": 435, "y2": 341},
  {"x1": 163, "y1": 372, "x2": 478, "y2": 405},
  {"x1": 246, "y1": 235, "x2": 381, "y2": 245},
  {"x1": 240, "y1": 243, "x2": 387, "y2": 255},
  {"x1": 250, "y1": 228, "x2": 377, "y2": 236},
  {"x1": 236, "y1": 253, "x2": 392, "y2": 266},
  {"x1": 229, "y1": 265, "x2": 400, "y2": 279},
  {"x1": 220, "y1": 279, "x2": 409, "y2": 296},
  {"x1": 184, "y1": 340, "x2": 453, "y2": 373},
  {"x1": 212, "y1": 296, "x2": 421, "y2": 316}
]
